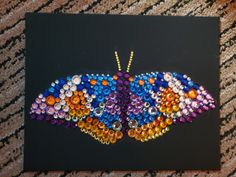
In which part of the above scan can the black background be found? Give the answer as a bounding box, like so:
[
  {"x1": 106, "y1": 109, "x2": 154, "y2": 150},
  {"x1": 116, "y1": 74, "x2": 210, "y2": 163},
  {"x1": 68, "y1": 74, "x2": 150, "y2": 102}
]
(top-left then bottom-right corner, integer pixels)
[{"x1": 25, "y1": 13, "x2": 220, "y2": 171}]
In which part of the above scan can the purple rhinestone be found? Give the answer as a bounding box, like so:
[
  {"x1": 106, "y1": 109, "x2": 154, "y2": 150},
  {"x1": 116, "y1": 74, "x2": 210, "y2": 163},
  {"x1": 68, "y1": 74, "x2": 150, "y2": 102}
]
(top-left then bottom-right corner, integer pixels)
[{"x1": 179, "y1": 117, "x2": 186, "y2": 123}]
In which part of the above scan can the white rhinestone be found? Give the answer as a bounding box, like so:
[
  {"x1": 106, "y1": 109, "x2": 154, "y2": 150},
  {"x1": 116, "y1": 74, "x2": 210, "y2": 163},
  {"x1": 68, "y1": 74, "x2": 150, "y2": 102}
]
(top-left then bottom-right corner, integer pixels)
[
  {"x1": 55, "y1": 80, "x2": 59, "y2": 84},
  {"x1": 176, "y1": 111, "x2": 182, "y2": 117},
  {"x1": 72, "y1": 75, "x2": 81, "y2": 85},
  {"x1": 65, "y1": 90, "x2": 73, "y2": 97},
  {"x1": 148, "y1": 106, "x2": 158, "y2": 115},
  {"x1": 51, "y1": 83, "x2": 55, "y2": 87},
  {"x1": 65, "y1": 115, "x2": 71, "y2": 121},
  {"x1": 182, "y1": 109, "x2": 189, "y2": 115},
  {"x1": 185, "y1": 98, "x2": 191, "y2": 105},
  {"x1": 54, "y1": 114, "x2": 58, "y2": 119},
  {"x1": 82, "y1": 89, "x2": 87, "y2": 93},
  {"x1": 70, "y1": 84, "x2": 77, "y2": 91},
  {"x1": 42, "y1": 98, "x2": 46, "y2": 102},
  {"x1": 72, "y1": 117, "x2": 78, "y2": 122},
  {"x1": 60, "y1": 89, "x2": 65, "y2": 94},
  {"x1": 38, "y1": 94, "x2": 43, "y2": 98},
  {"x1": 164, "y1": 72, "x2": 172, "y2": 81},
  {"x1": 63, "y1": 84, "x2": 69, "y2": 90},
  {"x1": 173, "y1": 87, "x2": 179, "y2": 93},
  {"x1": 63, "y1": 105, "x2": 69, "y2": 112},
  {"x1": 179, "y1": 96, "x2": 185, "y2": 102},
  {"x1": 54, "y1": 103, "x2": 61, "y2": 110},
  {"x1": 179, "y1": 90, "x2": 184, "y2": 96},
  {"x1": 128, "y1": 119, "x2": 138, "y2": 129},
  {"x1": 59, "y1": 93, "x2": 65, "y2": 99},
  {"x1": 112, "y1": 121, "x2": 122, "y2": 131},
  {"x1": 168, "y1": 81, "x2": 175, "y2": 88},
  {"x1": 60, "y1": 100, "x2": 66, "y2": 106},
  {"x1": 67, "y1": 81, "x2": 72, "y2": 86},
  {"x1": 179, "y1": 102, "x2": 186, "y2": 109}
]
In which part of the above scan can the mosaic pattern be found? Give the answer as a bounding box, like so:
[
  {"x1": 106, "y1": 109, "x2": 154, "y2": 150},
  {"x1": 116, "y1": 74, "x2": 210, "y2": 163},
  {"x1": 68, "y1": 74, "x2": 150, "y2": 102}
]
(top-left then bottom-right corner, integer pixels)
[
  {"x1": 1, "y1": 0, "x2": 235, "y2": 176},
  {"x1": 30, "y1": 71, "x2": 215, "y2": 144}
]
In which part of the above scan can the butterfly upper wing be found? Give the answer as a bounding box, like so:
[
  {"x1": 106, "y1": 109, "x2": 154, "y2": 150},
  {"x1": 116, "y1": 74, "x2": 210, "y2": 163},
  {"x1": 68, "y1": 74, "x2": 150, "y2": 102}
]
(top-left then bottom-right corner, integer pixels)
[
  {"x1": 127, "y1": 72, "x2": 215, "y2": 142},
  {"x1": 30, "y1": 74, "x2": 124, "y2": 144}
]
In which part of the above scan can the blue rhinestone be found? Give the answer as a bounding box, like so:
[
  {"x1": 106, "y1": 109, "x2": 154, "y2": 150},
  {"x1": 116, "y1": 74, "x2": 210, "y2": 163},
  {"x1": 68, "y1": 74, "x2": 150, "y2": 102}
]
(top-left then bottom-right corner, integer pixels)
[
  {"x1": 111, "y1": 86, "x2": 116, "y2": 91},
  {"x1": 143, "y1": 118, "x2": 149, "y2": 123},
  {"x1": 77, "y1": 85, "x2": 83, "y2": 91},
  {"x1": 153, "y1": 86, "x2": 158, "y2": 92},
  {"x1": 43, "y1": 90, "x2": 50, "y2": 97},
  {"x1": 188, "y1": 81, "x2": 194, "y2": 87},
  {"x1": 182, "y1": 79, "x2": 188, "y2": 86},
  {"x1": 103, "y1": 88, "x2": 110, "y2": 95},
  {"x1": 81, "y1": 75, "x2": 88, "y2": 82},
  {"x1": 94, "y1": 86, "x2": 99, "y2": 90},
  {"x1": 183, "y1": 86, "x2": 190, "y2": 92},
  {"x1": 85, "y1": 83, "x2": 90, "y2": 88},
  {"x1": 162, "y1": 81, "x2": 168, "y2": 88},
  {"x1": 53, "y1": 92, "x2": 59, "y2": 98},
  {"x1": 157, "y1": 73, "x2": 164, "y2": 79},
  {"x1": 97, "y1": 96, "x2": 104, "y2": 102},
  {"x1": 59, "y1": 79, "x2": 66, "y2": 86},
  {"x1": 66, "y1": 76, "x2": 71, "y2": 81},
  {"x1": 55, "y1": 85, "x2": 60, "y2": 90},
  {"x1": 193, "y1": 83, "x2": 200, "y2": 90},
  {"x1": 88, "y1": 89, "x2": 94, "y2": 95},
  {"x1": 48, "y1": 87, "x2": 55, "y2": 93}
]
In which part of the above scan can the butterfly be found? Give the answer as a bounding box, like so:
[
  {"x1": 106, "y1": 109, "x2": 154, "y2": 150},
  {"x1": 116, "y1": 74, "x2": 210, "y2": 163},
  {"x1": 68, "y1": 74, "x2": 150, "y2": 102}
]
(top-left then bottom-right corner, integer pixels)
[{"x1": 30, "y1": 51, "x2": 215, "y2": 144}]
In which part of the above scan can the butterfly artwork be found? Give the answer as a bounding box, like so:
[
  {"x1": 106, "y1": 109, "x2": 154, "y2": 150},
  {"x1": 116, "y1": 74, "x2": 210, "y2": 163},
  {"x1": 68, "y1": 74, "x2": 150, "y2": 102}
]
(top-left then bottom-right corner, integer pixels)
[{"x1": 29, "y1": 51, "x2": 215, "y2": 145}]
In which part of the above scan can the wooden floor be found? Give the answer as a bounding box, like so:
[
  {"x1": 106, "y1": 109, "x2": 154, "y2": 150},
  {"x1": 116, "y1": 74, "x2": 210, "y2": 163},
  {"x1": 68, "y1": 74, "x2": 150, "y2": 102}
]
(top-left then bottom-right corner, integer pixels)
[{"x1": 0, "y1": 0, "x2": 236, "y2": 176}]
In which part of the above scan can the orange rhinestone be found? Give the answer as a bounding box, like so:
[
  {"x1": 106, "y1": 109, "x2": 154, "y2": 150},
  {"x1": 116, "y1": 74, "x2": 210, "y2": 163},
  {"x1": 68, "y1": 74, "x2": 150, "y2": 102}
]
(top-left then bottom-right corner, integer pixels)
[
  {"x1": 77, "y1": 120, "x2": 85, "y2": 128},
  {"x1": 78, "y1": 91, "x2": 83, "y2": 96},
  {"x1": 154, "y1": 126, "x2": 161, "y2": 133},
  {"x1": 129, "y1": 77, "x2": 134, "y2": 82},
  {"x1": 147, "y1": 129, "x2": 155, "y2": 136},
  {"x1": 90, "y1": 79, "x2": 97, "y2": 85},
  {"x1": 135, "y1": 127, "x2": 142, "y2": 134},
  {"x1": 102, "y1": 80, "x2": 108, "y2": 86},
  {"x1": 108, "y1": 130, "x2": 115, "y2": 137},
  {"x1": 103, "y1": 127, "x2": 109, "y2": 134},
  {"x1": 55, "y1": 98, "x2": 60, "y2": 103},
  {"x1": 92, "y1": 118, "x2": 99, "y2": 125},
  {"x1": 141, "y1": 124, "x2": 147, "y2": 131},
  {"x1": 188, "y1": 89, "x2": 198, "y2": 99},
  {"x1": 115, "y1": 131, "x2": 123, "y2": 139},
  {"x1": 166, "y1": 93, "x2": 174, "y2": 101},
  {"x1": 141, "y1": 131, "x2": 148, "y2": 138},
  {"x1": 74, "y1": 91, "x2": 79, "y2": 96},
  {"x1": 98, "y1": 122, "x2": 105, "y2": 129},
  {"x1": 71, "y1": 95, "x2": 80, "y2": 104},
  {"x1": 148, "y1": 78, "x2": 155, "y2": 84},
  {"x1": 110, "y1": 137, "x2": 117, "y2": 144},
  {"x1": 85, "y1": 122, "x2": 91, "y2": 130},
  {"x1": 69, "y1": 109, "x2": 76, "y2": 116},
  {"x1": 147, "y1": 123, "x2": 153, "y2": 129},
  {"x1": 75, "y1": 104, "x2": 81, "y2": 110},
  {"x1": 76, "y1": 110, "x2": 83, "y2": 117},
  {"x1": 83, "y1": 109, "x2": 90, "y2": 116},
  {"x1": 172, "y1": 105, "x2": 179, "y2": 112},
  {"x1": 153, "y1": 119, "x2": 159, "y2": 126},
  {"x1": 96, "y1": 129, "x2": 103, "y2": 137},
  {"x1": 91, "y1": 125, "x2": 98, "y2": 133},
  {"x1": 46, "y1": 95, "x2": 55, "y2": 106},
  {"x1": 138, "y1": 80, "x2": 145, "y2": 86},
  {"x1": 165, "y1": 118, "x2": 173, "y2": 125},
  {"x1": 135, "y1": 134, "x2": 141, "y2": 141},
  {"x1": 165, "y1": 101, "x2": 172, "y2": 107},
  {"x1": 157, "y1": 116, "x2": 163, "y2": 122},
  {"x1": 81, "y1": 100, "x2": 86, "y2": 105},
  {"x1": 128, "y1": 129, "x2": 135, "y2": 138},
  {"x1": 160, "y1": 121, "x2": 167, "y2": 128},
  {"x1": 113, "y1": 75, "x2": 118, "y2": 80},
  {"x1": 86, "y1": 117, "x2": 93, "y2": 123}
]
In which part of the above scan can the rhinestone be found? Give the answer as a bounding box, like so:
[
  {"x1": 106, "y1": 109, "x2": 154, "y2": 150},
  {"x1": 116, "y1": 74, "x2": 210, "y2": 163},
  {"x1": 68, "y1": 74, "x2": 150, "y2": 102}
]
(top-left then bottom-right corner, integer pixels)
[
  {"x1": 148, "y1": 106, "x2": 158, "y2": 115},
  {"x1": 38, "y1": 94, "x2": 43, "y2": 98},
  {"x1": 65, "y1": 90, "x2": 73, "y2": 97},
  {"x1": 185, "y1": 98, "x2": 191, "y2": 105},
  {"x1": 67, "y1": 81, "x2": 72, "y2": 86},
  {"x1": 55, "y1": 80, "x2": 59, "y2": 84},
  {"x1": 99, "y1": 102, "x2": 105, "y2": 108},
  {"x1": 62, "y1": 105, "x2": 69, "y2": 112},
  {"x1": 70, "y1": 84, "x2": 77, "y2": 91},
  {"x1": 72, "y1": 117, "x2": 78, "y2": 122},
  {"x1": 94, "y1": 107, "x2": 103, "y2": 117},
  {"x1": 112, "y1": 121, "x2": 122, "y2": 131},
  {"x1": 59, "y1": 93, "x2": 65, "y2": 99},
  {"x1": 85, "y1": 103, "x2": 91, "y2": 108},
  {"x1": 82, "y1": 89, "x2": 87, "y2": 93},
  {"x1": 179, "y1": 102, "x2": 186, "y2": 109},
  {"x1": 54, "y1": 103, "x2": 61, "y2": 110},
  {"x1": 60, "y1": 89, "x2": 65, "y2": 94},
  {"x1": 164, "y1": 72, "x2": 172, "y2": 81},
  {"x1": 60, "y1": 100, "x2": 66, "y2": 106},
  {"x1": 65, "y1": 115, "x2": 71, "y2": 121},
  {"x1": 53, "y1": 114, "x2": 58, "y2": 119},
  {"x1": 144, "y1": 102, "x2": 150, "y2": 108},
  {"x1": 176, "y1": 111, "x2": 182, "y2": 117},
  {"x1": 128, "y1": 119, "x2": 138, "y2": 129},
  {"x1": 87, "y1": 97, "x2": 93, "y2": 102},
  {"x1": 72, "y1": 75, "x2": 81, "y2": 85},
  {"x1": 63, "y1": 84, "x2": 69, "y2": 90}
]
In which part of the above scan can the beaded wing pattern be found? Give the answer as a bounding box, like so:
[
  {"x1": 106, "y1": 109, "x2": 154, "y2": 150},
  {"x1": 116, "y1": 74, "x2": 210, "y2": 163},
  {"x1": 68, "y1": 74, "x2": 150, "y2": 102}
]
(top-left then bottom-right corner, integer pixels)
[
  {"x1": 30, "y1": 51, "x2": 215, "y2": 145},
  {"x1": 30, "y1": 71, "x2": 215, "y2": 144}
]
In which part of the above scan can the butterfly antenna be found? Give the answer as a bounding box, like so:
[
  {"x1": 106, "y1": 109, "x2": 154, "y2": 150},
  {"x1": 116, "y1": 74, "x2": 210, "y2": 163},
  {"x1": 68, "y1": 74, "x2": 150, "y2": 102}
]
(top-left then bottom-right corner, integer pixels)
[
  {"x1": 126, "y1": 51, "x2": 134, "y2": 72},
  {"x1": 114, "y1": 51, "x2": 122, "y2": 71}
]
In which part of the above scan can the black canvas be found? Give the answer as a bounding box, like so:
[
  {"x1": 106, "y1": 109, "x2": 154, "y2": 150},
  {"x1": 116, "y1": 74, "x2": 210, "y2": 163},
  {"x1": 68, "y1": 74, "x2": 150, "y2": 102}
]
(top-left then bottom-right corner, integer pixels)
[{"x1": 24, "y1": 13, "x2": 220, "y2": 171}]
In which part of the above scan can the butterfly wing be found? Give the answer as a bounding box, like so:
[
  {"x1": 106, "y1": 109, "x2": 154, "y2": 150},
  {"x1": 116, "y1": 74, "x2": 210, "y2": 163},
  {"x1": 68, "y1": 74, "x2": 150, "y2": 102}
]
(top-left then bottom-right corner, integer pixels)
[
  {"x1": 30, "y1": 74, "x2": 123, "y2": 144},
  {"x1": 127, "y1": 72, "x2": 215, "y2": 142}
]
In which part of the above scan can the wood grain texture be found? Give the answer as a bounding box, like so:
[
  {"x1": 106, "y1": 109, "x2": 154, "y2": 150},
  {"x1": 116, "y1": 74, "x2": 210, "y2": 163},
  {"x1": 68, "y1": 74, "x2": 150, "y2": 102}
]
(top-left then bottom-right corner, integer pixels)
[{"x1": 0, "y1": 0, "x2": 235, "y2": 176}]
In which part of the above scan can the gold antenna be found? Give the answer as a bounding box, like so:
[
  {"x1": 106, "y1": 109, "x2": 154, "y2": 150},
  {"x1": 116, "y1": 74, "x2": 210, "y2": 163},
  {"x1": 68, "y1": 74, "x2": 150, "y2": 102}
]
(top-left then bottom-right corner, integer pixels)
[
  {"x1": 126, "y1": 51, "x2": 134, "y2": 72},
  {"x1": 114, "y1": 51, "x2": 121, "y2": 71},
  {"x1": 114, "y1": 51, "x2": 134, "y2": 72}
]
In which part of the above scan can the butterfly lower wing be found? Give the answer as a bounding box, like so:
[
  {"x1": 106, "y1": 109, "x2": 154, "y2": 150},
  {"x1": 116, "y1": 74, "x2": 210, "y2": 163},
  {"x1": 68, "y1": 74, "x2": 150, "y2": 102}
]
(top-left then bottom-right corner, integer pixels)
[
  {"x1": 30, "y1": 74, "x2": 123, "y2": 144},
  {"x1": 127, "y1": 72, "x2": 215, "y2": 142}
]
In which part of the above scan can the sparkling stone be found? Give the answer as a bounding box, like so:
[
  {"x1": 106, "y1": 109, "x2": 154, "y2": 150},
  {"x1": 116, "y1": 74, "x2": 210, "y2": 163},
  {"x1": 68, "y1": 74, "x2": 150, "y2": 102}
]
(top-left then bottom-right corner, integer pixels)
[
  {"x1": 144, "y1": 102, "x2": 150, "y2": 108},
  {"x1": 72, "y1": 117, "x2": 78, "y2": 122},
  {"x1": 62, "y1": 105, "x2": 69, "y2": 112},
  {"x1": 191, "y1": 101, "x2": 199, "y2": 109},
  {"x1": 63, "y1": 84, "x2": 69, "y2": 90},
  {"x1": 128, "y1": 119, "x2": 138, "y2": 129},
  {"x1": 65, "y1": 115, "x2": 71, "y2": 121},
  {"x1": 65, "y1": 90, "x2": 73, "y2": 97},
  {"x1": 94, "y1": 107, "x2": 103, "y2": 117},
  {"x1": 32, "y1": 103, "x2": 38, "y2": 109},
  {"x1": 60, "y1": 100, "x2": 66, "y2": 106},
  {"x1": 72, "y1": 75, "x2": 81, "y2": 85},
  {"x1": 47, "y1": 107, "x2": 55, "y2": 115},
  {"x1": 70, "y1": 84, "x2": 77, "y2": 91},
  {"x1": 164, "y1": 72, "x2": 172, "y2": 81},
  {"x1": 112, "y1": 121, "x2": 122, "y2": 131},
  {"x1": 148, "y1": 106, "x2": 158, "y2": 115},
  {"x1": 182, "y1": 108, "x2": 189, "y2": 115},
  {"x1": 39, "y1": 103, "x2": 47, "y2": 110},
  {"x1": 38, "y1": 94, "x2": 43, "y2": 98},
  {"x1": 60, "y1": 89, "x2": 65, "y2": 94},
  {"x1": 185, "y1": 98, "x2": 191, "y2": 105},
  {"x1": 54, "y1": 103, "x2": 61, "y2": 110},
  {"x1": 179, "y1": 102, "x2": 186, "y2": 109}
]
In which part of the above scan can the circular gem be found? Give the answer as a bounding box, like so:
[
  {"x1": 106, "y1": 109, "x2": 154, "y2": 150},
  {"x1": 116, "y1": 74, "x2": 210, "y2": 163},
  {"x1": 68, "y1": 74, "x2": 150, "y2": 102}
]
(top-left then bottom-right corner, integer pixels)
[
  {"x1": 94, "y1": 107, "x2": 103, "y2": 117},
  {"x1": 148, "y1": 106, "x2": 158, "y2": 115},
  {"x1": 112, "y1": 121, "x2": 122, "y2": 131},
  {"x1": 128, "y1": 119, "x2": 138, "y2": 129},
  {"x1": 72, "y1": 75, "x2": 81, "y2": 85}
]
